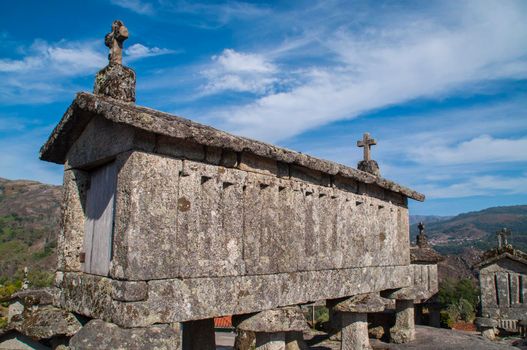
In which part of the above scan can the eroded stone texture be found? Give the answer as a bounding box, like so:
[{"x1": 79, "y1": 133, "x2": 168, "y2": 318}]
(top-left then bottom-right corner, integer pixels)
[
  {"x1": 390, "y1": 300, "x2": 415, "y2": 344},
  {"x1": 11, "y1": 306, "x2": 82, "y2": 340},
  {"x1": 58, "y1": 169, "x2": 89, "y2": 272},
  {"x1": 94, "y1": 64, "x2": 136, "y2": 103},
  {"x1": 340, "y1": 312, "x2": 372, "y2": 350},
  {"x1": 234, "y1": 330, "x2": 255, "y2": 350},
  {"x1": 475, "y1": 247, "x2": 527, "y2": 325},
  {"x1": 111, "y1": 151, "x2": 183, "y2": 280},
  {"x1": 236, "y1": 307, "x2": 308, "y2": 333},
  {"x1": 69, "y1": 319, "x2": 181, "y2": 350}
]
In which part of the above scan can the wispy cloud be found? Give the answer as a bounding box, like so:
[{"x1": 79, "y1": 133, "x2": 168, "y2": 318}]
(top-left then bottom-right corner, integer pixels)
[
  {"x1": 192, "y1": 1, "x2": 527, "y2": 142},
  {"x1": 110, "y1": 0, "x2": 154, "y2": 15},
  {"x1": 411, "y1": 135, "x2": 527, "y2": 165},
  {"x1": 0, "y1": 39, "x2": 105, "y2": 75},
  {"x1": 419, "y1": 174, "x2": 527, "y2": 199},
  {"x1": 125, "y1": 43, "x2": 176, "y2": 60}
]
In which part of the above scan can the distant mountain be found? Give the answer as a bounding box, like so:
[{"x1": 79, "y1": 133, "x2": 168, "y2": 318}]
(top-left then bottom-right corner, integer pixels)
[
  {"x1": 0, "y1": 178, "x2": 61, "y2": 284},
  {"x1": 409, "y1": 215, "x2": 452, "y2": 225},
  {"x1": 410, "y1": 205, "x2": 527, "y2": 255}
]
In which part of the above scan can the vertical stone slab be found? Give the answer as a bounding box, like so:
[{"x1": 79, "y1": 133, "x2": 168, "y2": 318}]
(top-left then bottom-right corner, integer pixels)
[
  {"x1": 58, "y1": 169, "x2": 89, "y2": 272},
  {"x1": 111, "y1": 151, "x2": 182, "y2": 280},
  {"x1": 255, "y1": 332, "x2": 286, "y2": 350},
  {"x1": 276, "y1": 178, "x2": 305, "y2": 272},
  {"x1": 243, "y1": 173, "x2": 282, "y2": 274},
  {"x1": 428, "y1": 264, "x2": 438, "y2": 294},
  {"x1": 178, "y1": 160, "x2": 246, "y2": 277},
  {"x1": 182, "y1": 318, "x2": 216, "y2": 350},
  {"x1": 510, "y1": 273, "x2": 519, "y2": 305},
  {"x1": 480, "y1": 273, "x2": 497, "y2": 308},
  {"x1": 316, "y1": 188, "x2": 339, "y2": 270},
  {"x1": 496, "y1": 272, "x2": 510, "y2": 306},
  {"x1": 340, "y1": 312, "x2": 372, "y2": 350}
]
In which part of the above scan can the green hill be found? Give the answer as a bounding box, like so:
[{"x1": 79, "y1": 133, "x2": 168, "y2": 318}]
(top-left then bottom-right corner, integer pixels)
[
  {"x1": 410, "y1": 205, "x2": 527, "y2": 254},
  {"x1": 0, "y1": 178, "x2": 61, "y2": 286}
]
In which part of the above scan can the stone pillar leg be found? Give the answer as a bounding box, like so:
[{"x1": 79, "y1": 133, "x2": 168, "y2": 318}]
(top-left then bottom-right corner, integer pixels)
[
  {"x1": 390, "y1": 299, "x2": 415, "y2": 344},
  {"x1": 235, "y1": 307, "x2": 309, "y2": 350},
  {"x1": 340, "y1": 312, "x2": 372, "y2": 350},
  {"x1": 330, "y1": 293, "x2": 387, "y2": 350},
  {"x1": 182, "y1": 318, "x2": 216, "y2": 350},
  {"x1": 255, "y1": 332, "x2": 286, "y2": 350}
]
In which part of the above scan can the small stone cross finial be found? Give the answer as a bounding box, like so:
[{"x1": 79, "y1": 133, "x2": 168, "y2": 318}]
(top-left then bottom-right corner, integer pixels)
[
  {"x1": 105, "y1": 20, "x2": 129, "y2": 65},
  {"x1": 496, "y1": 227, "x2": 511, "y2": 249},
  {"x1": 416, "y1": 222, "x2": 429, "y2": 248},
  {"x1": 357, "y1": 133, "x2": 377, "y2": 161}
]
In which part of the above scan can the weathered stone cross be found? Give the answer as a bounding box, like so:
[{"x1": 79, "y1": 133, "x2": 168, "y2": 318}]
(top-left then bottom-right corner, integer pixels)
[
  {"x1": 105, "y1": 20, "x2": 129, "y2": 65},
  {"x1": 496, "y1": 227, "x2": 511, "y2": 249},
  {"x1": 357, "y1": 132, "x2": 377, "y2": 161}
]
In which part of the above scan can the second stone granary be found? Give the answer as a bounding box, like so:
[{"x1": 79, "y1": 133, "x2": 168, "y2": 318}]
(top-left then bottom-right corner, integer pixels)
[{"x1": 39, "y1": 22, "x2": 429, "y2": 333}]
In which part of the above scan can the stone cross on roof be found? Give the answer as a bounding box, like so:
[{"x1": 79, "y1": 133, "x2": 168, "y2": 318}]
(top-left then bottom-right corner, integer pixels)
[
  {"x1": 416, "y1": 222, "x2": 429, "y2": 248},
  {"x1": 496, "y1": 227, "x2": 511, "y2": 249},
  {"x1": 105, "y1": 20, "x2": 128, "y2": 65},
  {"x1": 357, "y1": 133, "x2": 377, "y2": 161}
]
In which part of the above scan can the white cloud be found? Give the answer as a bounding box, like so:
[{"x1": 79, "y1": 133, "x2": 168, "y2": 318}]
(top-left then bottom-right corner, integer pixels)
[
  {"x1": 201, "y1": 49, "x2": 279, "y2": 94},
  {"x1": 125, "y1": 43, "x2": 175, "y2": 60},
  {"x1": 110, "y1": 0, "x2": 153, "y2": 15},
  {"x1": 0, "y1": 39, "x2": 105, "y2": 76},
  {"x1": 411, "y1": 135, "x2": 527, "y2": 165},
  {"x1": 419, "y1": 175, "x2": 527, "y2": 199}
]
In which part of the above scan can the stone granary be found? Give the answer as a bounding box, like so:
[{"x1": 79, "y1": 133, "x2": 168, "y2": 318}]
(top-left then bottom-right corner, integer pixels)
[
  {"x1": 475, "y1": 229, "x2": 527, "y2": 339},
  {"x1": 39, "y1": 21, "x2": 427, "y2": 349},
  {"x1": 409, "y1": 222, "x2": 443, "y2": 328}
]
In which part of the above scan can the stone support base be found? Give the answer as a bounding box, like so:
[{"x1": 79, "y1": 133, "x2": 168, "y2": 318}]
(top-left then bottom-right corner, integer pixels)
[
  {"x1": 256, "y1": 332, "x2": 286, "y2": 350},
  {"x1": 182, "y1": 318, "x2": 216, "y2": 350},
  {"x1": 69, "y1": 319, "x2": 181, "y2": 349},
  {"x1": 389, "y1": 299, "x2": 415, "y2": 344},
  {"x1": 340, "y1": 312, "x2": 372, "y2": 350},
  {"x1": 235, "y1": 307, "x2": 309, "y2": 350}
]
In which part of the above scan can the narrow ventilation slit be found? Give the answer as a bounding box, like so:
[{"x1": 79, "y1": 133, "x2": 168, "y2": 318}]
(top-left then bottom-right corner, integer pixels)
[
  {"x1": 319, "y1": 193, "x2": 326, "y2": 198},
  {"x1": 278, "y1": 186, "x2": 286, "y2": 192},
  {"x1": 222, "y1": 182, "x2": 234, "y2": 189},
  {"x1": 356, "y1": 201, "x2": 363, "y2": 206},
  {"x1": 378, "y1": 205, "x2": 385, "y2": 209},
  {"x1": 494, "y1": 274, "x2": 500, "y2": 306},
  {"x1": 201, "y1": 176, "x2": 212, "y2": 184},
  {"x1": 259, "y1": 183, "x2": 270, "y2": 190},
  {"x1": 305, "y1": 191, "x2": 313, "y2": 196}
]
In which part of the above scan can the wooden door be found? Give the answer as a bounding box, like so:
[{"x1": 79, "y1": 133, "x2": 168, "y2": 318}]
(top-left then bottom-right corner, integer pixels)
[{"x1": 83, "y1": 162, "x2": 117, "y2": 276}]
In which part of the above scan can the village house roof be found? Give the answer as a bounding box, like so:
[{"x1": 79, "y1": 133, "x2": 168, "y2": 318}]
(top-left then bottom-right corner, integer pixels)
[{"x1": 40, "y1": 92, "x2": 425, "y2": 202}]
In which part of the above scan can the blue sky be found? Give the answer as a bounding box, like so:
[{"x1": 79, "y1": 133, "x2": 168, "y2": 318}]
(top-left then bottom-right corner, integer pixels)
[{"x1": 0, "y1": 0, "x2": 526, "y2": 216}]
